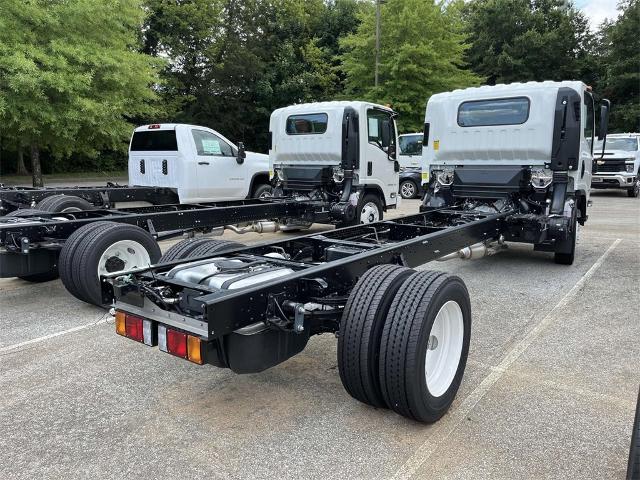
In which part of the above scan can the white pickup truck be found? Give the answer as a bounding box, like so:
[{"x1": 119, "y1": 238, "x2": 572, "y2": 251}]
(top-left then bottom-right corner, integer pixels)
[
  {"x1": 129, "y1": 124, "x2": 271, "y2": 203},
  {"x1": 0, "y1": 124, "x2": 271, "y2": 215},
  {"x1": 592, "y1": 133, "x2": 640, "y2": 197}
]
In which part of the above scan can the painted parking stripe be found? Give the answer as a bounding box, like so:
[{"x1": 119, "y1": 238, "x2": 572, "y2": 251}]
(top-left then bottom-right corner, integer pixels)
[
  {"x1": 0, "y1": 315, "x2": 110, "y2": 356},
  {"x1": 390, "y1": 238, "x2": 622, "y2": 480}
]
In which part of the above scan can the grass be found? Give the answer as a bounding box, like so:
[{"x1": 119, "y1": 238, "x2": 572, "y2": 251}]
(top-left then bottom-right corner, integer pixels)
[{"x1": 0, "y1": 170, "x2": 127, "y2": 186}]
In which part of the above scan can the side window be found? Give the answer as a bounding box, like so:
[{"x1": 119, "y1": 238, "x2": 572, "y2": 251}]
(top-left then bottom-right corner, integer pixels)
[
  {"x1": 399, "y1": 135, "x2": 423, "y2": 155},
  {"x1": 191, "y1": 130, "x2": 233, "y2": 156},
  {"x1": 286, "y1": 113, "x2": 328, "y2": 134},
  {"x1": 367, "y1": 109, "x2": 396, "y2": 150},
  {"x1": 584, "y1": 93, "x2": 594, "y2": 153},
  {"x1": 458, "y1": 97, "x2": 530, "y2": 127}
]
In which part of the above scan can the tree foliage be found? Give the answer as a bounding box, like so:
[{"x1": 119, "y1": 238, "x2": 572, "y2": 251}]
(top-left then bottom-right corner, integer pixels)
[
  {"x1": 463, "y1": 0, "x2": 593, "y2": 85},
  {"x1": 0, "y1": 0, "x2": 162, "y2": 184},
  {"x1": 339, "y1": 0, "x2": 479, "y2": 132},
  {"x1": 597, "y1": 0, "x2": 640, "y2": 132}
]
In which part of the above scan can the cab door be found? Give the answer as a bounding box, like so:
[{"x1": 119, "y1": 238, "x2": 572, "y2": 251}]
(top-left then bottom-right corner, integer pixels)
[
  {"x1": 361, "y1": 108, "x2": 399, "y2": 206},
  {"x1": 191, "y1": 128, "x2": 244, "y2": 200}
]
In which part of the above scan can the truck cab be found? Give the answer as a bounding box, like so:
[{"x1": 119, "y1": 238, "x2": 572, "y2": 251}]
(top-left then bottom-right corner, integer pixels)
[
  {"x1": 269, "y1": 101, "x2": 400, "y2": 225},
  {"x1": 421, "y1": 81, "x2": 610, "y2": 264},
  {"x1": 128, "y1": 124, "x2": 270, "y2": 204},
  {"x1": 592, "y1": 133, "x2": 640, "y2": 197}
]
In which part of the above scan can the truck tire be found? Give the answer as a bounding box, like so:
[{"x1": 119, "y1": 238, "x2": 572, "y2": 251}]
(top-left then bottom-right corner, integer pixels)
[
  {"x1": 337, "y1": 193, "x2": 384, "y2": 228},
  {"x1": 159, "y1": 237, "x2": 222, "y2": 263},
  {"x1": 627, "y1": 177, "x2": 639, "y2": 198},
  {"x1": 399, "y1": 179, "x2": 418, "y2": 199},
  {"x1": 61, "y1": 222, "x2": 161, "y2": 306},
  {"x1": 338, "y1": 265, "x2": 415, "y2": 408},
  {"x1": 379, "y1": 271, "x2": 471, "y2": 423},
  {"x1": 5, "y1": 209, "x2": 49, "y2": 218},
  {"x1": 554, "y1": 209, "x2": 578, "y2": 265},
  {"x1": 36, "y1": 194, "x2": 92, "y2": 213},
  {"x1": 187, "y1": 239, "x2": 243, "y2": 258},
  {"x1": 59, "y1": 222, "x2": 116, "y2": 299},
  {"x1": 252, "y1": 184, "x2": 273, "y2": 199},
  {"x1": 628, "y1": 389, "x2": 640, "y2": 480}
]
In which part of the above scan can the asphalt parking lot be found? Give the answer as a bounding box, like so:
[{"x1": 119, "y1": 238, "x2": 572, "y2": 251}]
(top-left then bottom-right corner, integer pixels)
[{"x1": 1, "y1": 191, "x2": 638, "y2": 479}]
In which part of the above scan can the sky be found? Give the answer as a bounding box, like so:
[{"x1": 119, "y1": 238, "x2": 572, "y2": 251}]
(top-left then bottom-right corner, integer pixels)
[{"x1": 575, "y1": 0, "x2": 621, "y2": 29}]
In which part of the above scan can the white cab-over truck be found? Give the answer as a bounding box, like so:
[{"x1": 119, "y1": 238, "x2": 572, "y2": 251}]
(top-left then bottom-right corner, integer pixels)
[
  {"x1": 591, "y1": 133, "x2": 640, "y2": 197},
  {"x1": 421, "y1": 81, "x2": 610, "y2": 264},
  {"x1": 269, "y1": 101, "x2": 399, "y2": 226},
  {"x1": 398, "y1": 132, "x2": 423, "y2": 168},
  {"x1": 0, "y1": 124, "x2": 271, "y2": 214}
]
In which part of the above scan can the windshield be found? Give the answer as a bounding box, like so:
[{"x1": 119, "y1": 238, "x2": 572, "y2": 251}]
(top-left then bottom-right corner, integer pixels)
[
  {"x1": 399, "y1": 134, "x2": 423, "y2": 155},
  {"x1": 594, "y1": 137, "x2": 638, "y2": 152}
]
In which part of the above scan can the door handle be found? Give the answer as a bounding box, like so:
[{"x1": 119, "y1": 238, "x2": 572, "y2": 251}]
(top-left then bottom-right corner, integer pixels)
[{"x1": 198, "y1": 161, "x2": 210, "y2": 165}]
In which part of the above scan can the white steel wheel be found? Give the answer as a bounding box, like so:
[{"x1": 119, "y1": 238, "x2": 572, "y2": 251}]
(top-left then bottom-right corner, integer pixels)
[
  {"x1": 425, "y1": 300, "x2": 464, "y2": 397},
  {"x1": 360, "y1": 202, "x2": 380, "y2": 224},
  {"x1": 400, "y1": 180, "x2": 417, "y2": 199},
  {"x1": 97, "y1": 240, "x2": 151, "y2": 276}
]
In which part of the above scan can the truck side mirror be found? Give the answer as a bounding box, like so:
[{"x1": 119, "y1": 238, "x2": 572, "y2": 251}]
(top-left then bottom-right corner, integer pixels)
[
  {"x1": 381, "y1": 120, "x2": 391, "y2": 148},
  {"x1": 387, "y1": 143, "x2": 397, "y2": 160},
  {"x1": 236, "y1": 142, "x2": 246, "y2": 164}
]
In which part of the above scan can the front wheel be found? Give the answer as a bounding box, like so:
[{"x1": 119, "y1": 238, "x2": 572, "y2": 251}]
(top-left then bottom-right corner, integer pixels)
[
  {"x1": 252, "y1": 184, "x2": 273, "y2": 199},
  {"x1": 627, "y1": 177, "x2": 639, "y2": 198},
  {"x1": 554, "y1": 206, "x2": 578, "y2": 265},
  {"x1": 359, "y1": 193, "x2": 383, "y2": 224}
]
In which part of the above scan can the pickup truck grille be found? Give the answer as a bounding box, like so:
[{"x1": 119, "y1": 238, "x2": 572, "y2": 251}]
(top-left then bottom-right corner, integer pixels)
[{"x1": 597, "y1": 161, "x2": 625, "y2": 173}]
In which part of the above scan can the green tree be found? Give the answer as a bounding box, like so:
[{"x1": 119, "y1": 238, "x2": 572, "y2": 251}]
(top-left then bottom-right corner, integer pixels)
[
  {"x1": 339, "y1": 0, "x2": 479, "y2": 132},
  {"x1": 597, "y1": 0, "x2": 640, "y2": 132},
  {"x1": 464, "y1": 0, "x2": 594, "y2": 85},
  {"x1": 144, "y1": 0, "x2": 362, "y2": 150},
  {"x1": 0, "y1": 0, "x2": 162, "y2": 186}
]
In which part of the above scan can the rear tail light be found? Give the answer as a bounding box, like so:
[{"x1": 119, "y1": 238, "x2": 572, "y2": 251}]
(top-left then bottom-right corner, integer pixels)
[
  {"x1": 157, "y1": 325, "x2": 202, "y2": 364},
  {"x1": 148, "y1": 124, "x2": 161, "y2": 129},
  {"x1": 119, "y1": 314, "x2": 203, "y2": 364},
  {"x1": 115, "y1": 311, "x2": 155, "y2": 346}
]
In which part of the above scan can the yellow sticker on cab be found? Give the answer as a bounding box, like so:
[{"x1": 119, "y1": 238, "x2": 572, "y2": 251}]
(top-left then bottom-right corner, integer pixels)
[
  {"x1": 421, "y1": 171, "x2": 429, "y2": 181},
  {"x1": 433, "y1": 140, "x2": 440, "y2": 151}
]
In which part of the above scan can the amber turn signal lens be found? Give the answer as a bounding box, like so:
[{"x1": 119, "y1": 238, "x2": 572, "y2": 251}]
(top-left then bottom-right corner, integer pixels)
[
  {"x1": 115, "y1": 311, "x2": 126, "y2": 336},
  {"x1": 187, "y1": 335, "x2": 203, "y2": 365}
]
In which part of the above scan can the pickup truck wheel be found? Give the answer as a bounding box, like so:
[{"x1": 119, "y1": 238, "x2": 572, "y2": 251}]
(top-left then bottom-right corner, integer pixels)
[
  {"x1": 627, "y1": 177, "x2": 639, "y2": 198},
  {"x1": 64, "y1": 222, "x2": 160, "y2": 306},
  {"x1": 338, "y1": 265, "x2": 415, "y2": 408},
  {"x1": 36, "y1": 194, "x2": 92, "y2": 213},
  {"x1": 628, "y1": 389, "x2": 640, "y2": 480},
  {"x1": 59, "y1": 221, "x2": 117, "y2": 299},
  {"x1": 253, "y1": 184, "x2": 273, "y2": 199},
  {"x1": 399, "y1": 180, "x2": 418, "y2": 199},
  {"x1": 379, "y1": 271, "x2": 471, "y2": 423}
]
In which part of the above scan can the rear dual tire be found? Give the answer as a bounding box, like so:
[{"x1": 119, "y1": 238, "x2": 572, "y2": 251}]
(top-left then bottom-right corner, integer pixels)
[
  {"x1": 59, "y1": 222, "x2": 161, "y2": 306},
  {"x1": 159, "y1": 238, "x2": 243, "y2": 263},
  {"x1": 338, "y1": 265, "x2": 471, "y2": 423},
  {"x1": 36, "y1": 194, "x2": 93, "y2": 213}
]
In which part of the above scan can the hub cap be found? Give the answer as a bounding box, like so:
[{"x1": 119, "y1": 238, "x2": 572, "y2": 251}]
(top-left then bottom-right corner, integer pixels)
[
  {"x1": 401, "y1": 181, "x2": 416, "y2": 198},
  {"x1": 360, "y1": 202, "x2": 380, "y2": 224},
  {"x1": 425, "y1": 300, "x2": 464, "y2": 397},
  {"x1": 97, "y1": 240, "x2": 151, "y2": 276}
]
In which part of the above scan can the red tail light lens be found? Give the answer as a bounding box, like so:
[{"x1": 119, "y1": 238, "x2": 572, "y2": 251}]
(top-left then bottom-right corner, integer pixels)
[
  {"x1": 166, "y1": 329, "x2": 188, "y2": 358},
  {"x1": 148, "y1": 124, "x2": 161, "y2": 129},
  {"x1": 125, "y1": 315, "x2": 144, "y2": 342}
]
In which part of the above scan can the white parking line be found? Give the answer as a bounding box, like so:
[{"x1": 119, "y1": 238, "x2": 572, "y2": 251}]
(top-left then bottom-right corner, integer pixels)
[
  {"x1": 0, "y1": 315, "x2": 110, "y2": 355},
  {"x1": 390, "y1": 238, "x2": 622, "y2": 480}
]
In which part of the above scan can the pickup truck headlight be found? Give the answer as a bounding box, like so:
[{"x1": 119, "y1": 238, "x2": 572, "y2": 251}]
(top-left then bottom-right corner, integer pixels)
[
  {"x1": 530, "y1": 168, "x2": 553, "y2": 188},
  {"x1": 626, "y1": 163, "x2": 635, "y2": 173}
]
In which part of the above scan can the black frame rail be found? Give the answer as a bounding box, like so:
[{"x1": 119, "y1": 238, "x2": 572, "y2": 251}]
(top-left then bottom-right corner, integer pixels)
[
  {"x1": 0, "y1": 184, "x2": 179, "y2": 214},
  {"x1": 110, "y1": 207, "x2": 510, "y2": 340}
]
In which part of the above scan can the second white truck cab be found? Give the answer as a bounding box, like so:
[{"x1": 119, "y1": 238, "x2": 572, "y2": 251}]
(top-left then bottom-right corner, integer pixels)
[
  {"x1": 128, "y1": 124, "x2": 271, "y2": 204},
  {"x1": 421, "y1": 81, "x2": 610, "y2": 264},
  {"x1": 269, "y1": 101, "x2": 400, "y2": 225},
  {"x1": 398, "y1": 133, "x2": 423, "y2": 168},
  {"x1": 592, "y1": 133, "x2": 640, "y2": 197}
]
